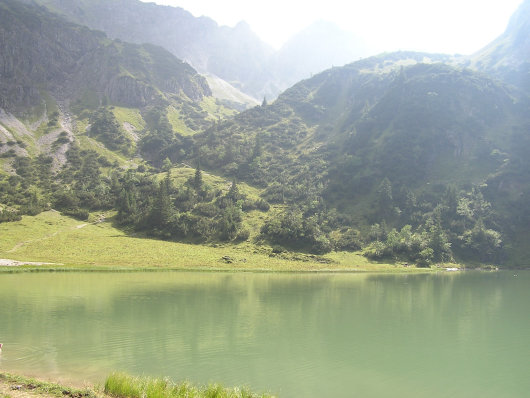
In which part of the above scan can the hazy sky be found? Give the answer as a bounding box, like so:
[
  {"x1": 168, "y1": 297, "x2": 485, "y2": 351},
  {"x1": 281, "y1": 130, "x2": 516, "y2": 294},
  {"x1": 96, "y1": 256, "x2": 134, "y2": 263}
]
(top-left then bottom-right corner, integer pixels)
[{"x1": 142, "y1": 0, "x2": 523, "y2": 55}]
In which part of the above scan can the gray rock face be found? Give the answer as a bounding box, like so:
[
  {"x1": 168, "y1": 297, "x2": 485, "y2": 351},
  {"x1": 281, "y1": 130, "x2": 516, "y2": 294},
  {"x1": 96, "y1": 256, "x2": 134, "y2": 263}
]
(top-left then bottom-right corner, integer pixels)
[
  {"x1": 0, "y1": 0, "x2": 211, "y2": 112},
  {"x1": 32, "y1": 0, "x2": 274, "y2": 99}
]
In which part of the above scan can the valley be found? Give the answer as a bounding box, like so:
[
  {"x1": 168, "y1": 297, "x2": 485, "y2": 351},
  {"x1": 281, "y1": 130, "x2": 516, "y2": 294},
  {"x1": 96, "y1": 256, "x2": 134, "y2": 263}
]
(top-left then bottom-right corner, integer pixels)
[
  {"x1": 2, "y1": 1, "x2": 530, "y2": 396},
  {"x1": 1, "y1": 0, "x2": 530, "y2": 271}
]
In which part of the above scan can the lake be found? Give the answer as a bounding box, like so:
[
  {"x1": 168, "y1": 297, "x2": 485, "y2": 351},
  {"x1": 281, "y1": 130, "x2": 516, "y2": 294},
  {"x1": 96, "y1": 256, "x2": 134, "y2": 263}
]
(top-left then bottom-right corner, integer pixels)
[{"x1": 0, "y1": 270, "x2": 528, "y2": 397}]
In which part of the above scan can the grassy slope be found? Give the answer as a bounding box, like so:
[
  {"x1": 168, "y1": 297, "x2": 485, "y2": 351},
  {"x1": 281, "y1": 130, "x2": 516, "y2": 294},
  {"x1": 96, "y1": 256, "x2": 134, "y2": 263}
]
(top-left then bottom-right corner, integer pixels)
[
  {"x1": 166, "y1": 106, "x2": 197, "y2": 136},
  {"x1": 0, "y1": 210, "x2": 431, "y2": 272},
  {"x1": 112, "y1": 107, "x2": 145, "y2": 131}
]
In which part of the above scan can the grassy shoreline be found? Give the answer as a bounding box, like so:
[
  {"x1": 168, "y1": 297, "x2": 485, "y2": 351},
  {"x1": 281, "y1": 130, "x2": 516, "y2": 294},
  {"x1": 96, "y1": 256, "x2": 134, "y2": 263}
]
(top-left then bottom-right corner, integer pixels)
[
  {"x1": 0, "y1": 211, "x2": 460, "y2": 274},
  {"x1": 0, "y1": 372, "x2": 98, "y2": 398},
  {"x1": 0, "y1": 372, "x2": 274, "y2": 398}
]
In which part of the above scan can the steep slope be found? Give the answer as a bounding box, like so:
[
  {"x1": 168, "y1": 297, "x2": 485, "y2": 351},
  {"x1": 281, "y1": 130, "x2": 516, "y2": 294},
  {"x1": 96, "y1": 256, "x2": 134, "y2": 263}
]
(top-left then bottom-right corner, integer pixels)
[
  {"x1": 0, "y1": 0, "x2": 229, "y2": 173},
  {"x1": 30, "y1": 0, "x2": 275, "y2": 101},
  {"x1": 30, "y1": 0, "x2": 372, "y2": 101},
  {"x1": 0, "y1": 0, "x2": 273, "y2": 252},
  {"x1": 471, "y1": 0, "x2": 530, "y2": 93},
  {"x1": 169, "y1": 52, "x2": 530, "y2": 265},
  {"x1": 0, "y1": 0, "x2": 210, "y2": 112}
]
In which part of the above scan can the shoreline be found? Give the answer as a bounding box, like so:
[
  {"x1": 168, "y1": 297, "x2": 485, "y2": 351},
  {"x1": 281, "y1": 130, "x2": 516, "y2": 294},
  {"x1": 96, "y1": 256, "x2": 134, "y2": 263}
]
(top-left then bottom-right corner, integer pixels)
[
  {"x1": 0, "y1": 255, "x2": 463, "y2": 274},
  {"x1": 0, "y1": 259, "x2": 60, "y2": 267},
  {"x1": 0, "y1": 372, "x2": 101, "y2": 398},
  {"x1": 0, "y1": 258, "x2": 500, "y2": 274},
  {"x1": 0, "y1": 212, "x2": 505, "y2": 273},
  {"x1": 0, "y1": 372, "x2": 274, "y2": 398}
]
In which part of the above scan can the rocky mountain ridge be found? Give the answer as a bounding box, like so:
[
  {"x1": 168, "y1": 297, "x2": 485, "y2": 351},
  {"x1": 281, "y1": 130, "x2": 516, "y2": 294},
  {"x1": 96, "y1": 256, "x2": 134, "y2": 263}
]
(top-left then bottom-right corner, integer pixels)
[
  {"x1": 29, "y1": 0, "x2": 368, "y2": 101},
  {"x1": 470, "y1": 0, "x2": 530, "y2": 93}
]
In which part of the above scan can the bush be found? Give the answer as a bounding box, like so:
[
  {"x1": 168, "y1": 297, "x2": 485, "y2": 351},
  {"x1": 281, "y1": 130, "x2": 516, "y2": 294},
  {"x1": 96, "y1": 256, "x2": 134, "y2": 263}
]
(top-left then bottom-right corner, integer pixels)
[
  {"x1": 235, "y1": 228, "x2": 250, "y2": 242},
  {"x1": 335, "y1": 228, "x2": 363, "y2": 251},
  {"x1": 0, "y1": 209, "x2": 22, "y2": 223},
  {"x1": 364, "y1": 241, "x2": 387, "y2": 260},
  {"x1": 256, "y1": 199, "x2": 271, "y2": 211},
  {"x1": 61, "y1": 207, "x2": 89, "y2": 221},
  {"x1": 417, "y1": 248, "x2": 434, "y2": 266}
]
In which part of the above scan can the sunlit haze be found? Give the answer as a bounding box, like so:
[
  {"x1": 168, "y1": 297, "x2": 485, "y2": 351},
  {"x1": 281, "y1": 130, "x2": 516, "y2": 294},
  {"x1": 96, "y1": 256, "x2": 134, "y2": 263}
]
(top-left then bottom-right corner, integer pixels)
[{"x1": 140, "y1": 0, "x2": 522, "y2": 55}]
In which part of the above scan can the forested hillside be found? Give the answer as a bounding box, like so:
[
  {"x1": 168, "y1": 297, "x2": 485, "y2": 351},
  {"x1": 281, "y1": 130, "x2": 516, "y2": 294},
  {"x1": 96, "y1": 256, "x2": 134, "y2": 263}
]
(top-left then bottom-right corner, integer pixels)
[
  {"x1": 159, "y1": 54, "x2": 528, "y2": 266},
  {"x1": 1, "y1": 0, "x2": 530, "y2": 267}
]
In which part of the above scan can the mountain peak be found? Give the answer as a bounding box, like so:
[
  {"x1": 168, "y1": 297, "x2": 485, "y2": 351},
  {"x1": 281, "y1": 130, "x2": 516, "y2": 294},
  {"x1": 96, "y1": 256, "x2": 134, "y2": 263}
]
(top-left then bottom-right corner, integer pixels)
[
  {"x1": 470, "y1": 0, "x2": 530, "y2": 92},
  {"x1": 234, "y1": 20, "x2": 251, "y2": 31},
  {"x1": 504, "y1": 0, "x2": 530, "y2": 38}
]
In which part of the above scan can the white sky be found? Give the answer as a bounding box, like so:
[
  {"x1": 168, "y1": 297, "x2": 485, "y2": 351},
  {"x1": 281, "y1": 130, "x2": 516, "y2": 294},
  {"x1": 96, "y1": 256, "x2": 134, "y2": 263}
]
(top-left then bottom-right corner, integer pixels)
[{"x1": 142, "y1": 0, "x2": 523, "y2": 55}]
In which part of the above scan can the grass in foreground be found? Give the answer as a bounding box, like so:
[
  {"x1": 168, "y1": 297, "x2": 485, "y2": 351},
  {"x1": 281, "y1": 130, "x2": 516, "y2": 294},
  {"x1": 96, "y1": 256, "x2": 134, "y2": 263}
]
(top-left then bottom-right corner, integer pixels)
[
  {"x1": 104, "y1": 372, "x2": 274, "y2": 398},
  {"x1": 0, "y1": 373, "x2": 96, "y2": 398}
]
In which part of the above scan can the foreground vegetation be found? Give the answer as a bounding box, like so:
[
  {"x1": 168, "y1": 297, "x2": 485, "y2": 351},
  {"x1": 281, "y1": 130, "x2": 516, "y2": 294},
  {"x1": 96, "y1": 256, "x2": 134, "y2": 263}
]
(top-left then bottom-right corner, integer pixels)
[
  {"x1": 0, "y1": 372, "x2": 273, "y2": 398},
  {"x1": 104, "y1": 372, "x2": 274, "y2": 398},
  {"x1": 0, "y1": 372, "x2": 96, "y2": 398}
]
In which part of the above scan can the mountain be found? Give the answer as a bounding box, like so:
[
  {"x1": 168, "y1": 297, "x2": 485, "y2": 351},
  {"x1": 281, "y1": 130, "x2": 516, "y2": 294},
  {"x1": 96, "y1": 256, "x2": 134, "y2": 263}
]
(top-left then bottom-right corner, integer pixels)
[
  {"x1": 2, "y1": 0, "x2": 530, "y2": 267},
  {"x1": 0, "y1": 0, "x2": 210, "y2": 112},
  {"x1": 29, "y1": 0, "x2": 276, "y2": 100},
  {"x1": 270, "y1": 20, "x2": 369, "y2": 93},
  {"x1": 172, "y1": 51, "x2": 530, "y2": 265},
  {"x1": 470, "y1": 0, "x2": 530, "y2": 93},
  {"x1": 29, "y1": 0, "x2": 371, "y2": 101},
  {"x1": 0, "y1": 0, "x2": 233, "y2": 171}
]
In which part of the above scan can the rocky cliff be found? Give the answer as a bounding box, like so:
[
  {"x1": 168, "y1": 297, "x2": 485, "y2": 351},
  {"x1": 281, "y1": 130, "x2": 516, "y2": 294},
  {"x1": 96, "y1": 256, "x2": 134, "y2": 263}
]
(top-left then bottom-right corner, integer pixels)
[{"x1": 0, "y1": 0, "x2": 211, "y2": 112}]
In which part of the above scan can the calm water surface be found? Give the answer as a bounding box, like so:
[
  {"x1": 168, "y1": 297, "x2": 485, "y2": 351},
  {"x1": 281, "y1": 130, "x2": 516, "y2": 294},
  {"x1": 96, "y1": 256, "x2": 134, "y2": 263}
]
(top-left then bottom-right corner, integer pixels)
[{"x1": 0, "y1": 271, "x2": 529, "y2": 397}]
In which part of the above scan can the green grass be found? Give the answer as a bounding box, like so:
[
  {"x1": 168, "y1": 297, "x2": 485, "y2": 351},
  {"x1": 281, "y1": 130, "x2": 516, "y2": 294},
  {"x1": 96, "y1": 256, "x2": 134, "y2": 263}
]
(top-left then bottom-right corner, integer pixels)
[
  {"x1": 33, "y1": 119, "x2": 52, "y2": 139},
  {"x1": 76, "y1": 118, "x2": 90, "y2": 135},
  {"x1": 76, "y1": 135, "x2": 130, "y2": 166},
  {"x1": 0, "y1": 158, "x2": 9, "y2": 174},
  {"x1": 166, "y1": 106, "x2": 196, "y2": 136},
  {"x1": 0, "y1": 211, "x2": 429, "y2": 272},
  {"x1": 112, "y1": 107, "x2": 145, "y2": 131},
  {"x1": 200, "y1": 97, "x2": 238, "y2": 119},
  {"x1": 104, "y1": 372, "x2": 274, "y2": 398},
  {"x1": 0, "y1": 373, "x2": 96, "y2": 398},
  {"x1": 165, "y1": 167, "x2": 261, "y2": 199}
]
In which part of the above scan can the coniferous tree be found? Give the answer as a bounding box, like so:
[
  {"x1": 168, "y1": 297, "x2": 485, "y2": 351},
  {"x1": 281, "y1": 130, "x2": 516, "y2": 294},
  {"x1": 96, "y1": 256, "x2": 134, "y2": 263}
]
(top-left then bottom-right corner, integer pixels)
[
  {"x1": 227, "y1": 179, "x2": 240, "y2": 202},
  {"x1": 377, "y1": 177, "x2": 394, "y2": 218}
]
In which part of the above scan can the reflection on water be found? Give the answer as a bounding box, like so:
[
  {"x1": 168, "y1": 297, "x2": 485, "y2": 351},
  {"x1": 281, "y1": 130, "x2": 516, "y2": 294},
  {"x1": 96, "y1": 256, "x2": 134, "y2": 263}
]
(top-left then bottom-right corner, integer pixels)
[{"x1": 0, "y1": 271, "x2": 528, "y2": 397}]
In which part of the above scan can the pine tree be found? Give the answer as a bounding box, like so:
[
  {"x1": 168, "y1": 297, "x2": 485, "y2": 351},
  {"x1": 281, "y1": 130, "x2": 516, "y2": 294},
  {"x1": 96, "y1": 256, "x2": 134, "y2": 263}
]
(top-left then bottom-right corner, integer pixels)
[
  {"x1": 149, "y1": 172, "x2": 174, "y2": 229},
  {"x1": 227, "y1": 178, "x2": 240, "y2": 202},
  {"x1": 162, "y1": 157, "x2": 172, "y2": 172},
  {"x1": 377, "y1": 177, "x2": 394, "y2": 218},
  {"x1": 193, "y1": 164, "x2": 203, "y2": 190}
]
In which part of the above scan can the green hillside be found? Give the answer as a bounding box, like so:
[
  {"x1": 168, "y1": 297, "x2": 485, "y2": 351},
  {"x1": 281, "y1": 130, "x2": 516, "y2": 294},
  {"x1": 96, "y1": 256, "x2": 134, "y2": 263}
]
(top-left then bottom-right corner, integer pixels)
[
  {"x1": 1, "y1": 0, "x2": 530, "y2": 269},
  {"x1": 162, "y1": 56, "x2": 530, "y2": 266}
]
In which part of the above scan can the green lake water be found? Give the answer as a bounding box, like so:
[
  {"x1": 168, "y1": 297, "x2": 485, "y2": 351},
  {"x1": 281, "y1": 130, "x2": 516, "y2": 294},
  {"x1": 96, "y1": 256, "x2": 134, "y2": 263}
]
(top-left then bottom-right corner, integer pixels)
[{"x1": 0, "y1": 271, "x2": 529, "y2": 397}]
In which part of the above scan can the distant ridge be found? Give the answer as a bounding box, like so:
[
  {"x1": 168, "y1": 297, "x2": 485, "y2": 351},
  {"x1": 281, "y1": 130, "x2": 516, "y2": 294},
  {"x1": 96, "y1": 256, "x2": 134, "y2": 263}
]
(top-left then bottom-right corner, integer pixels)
[{"x1": 31, "y1": 0, "x2": 369, "y2": 100}]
